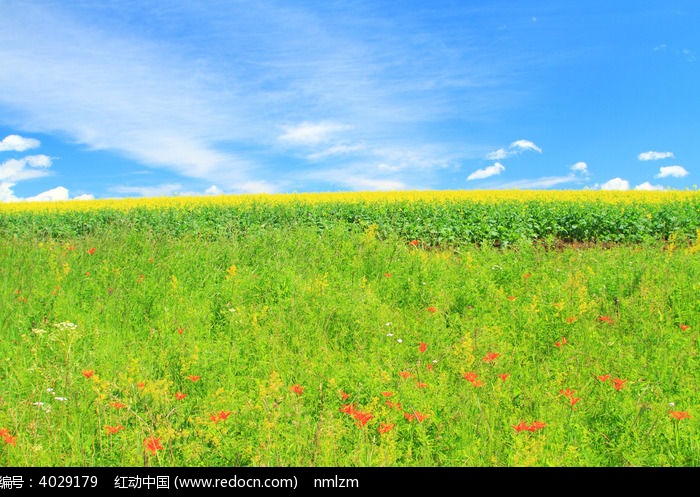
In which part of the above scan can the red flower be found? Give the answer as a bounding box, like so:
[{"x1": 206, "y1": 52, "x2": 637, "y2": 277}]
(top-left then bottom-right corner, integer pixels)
[
  {"x1": 383, "y1": 273, "x2": 392, "y2": 278},
  {"x1": 175, "y1": 392, "x2": 187, "y2": 401},
  {"x1": 409, "y1": 240, "x2": 420, "y2": 247},
  {"x1": 399, "y1": 370, "x2": 412, "y2": 379},
  {"x1": 680, "y1": 324, "x2": 690, "y2": 331},
  {"x1": 110, "y1": 402, "x2": 127, "y2": 409},
  {"x1": 136, "y1": 382, "x2": 145, "y2": 389},
  {"x1": 415, "y1": 382, "x2": 427, "y2": 389},
  {"x1": 498, "y1": 373, "x2": 510, "y2": 381},
  {"x1": 427, "y1": 306, "x2": 437, "y2": 313},
  {"x1": 523, "y1": 273, "x2": 531, "y2": 279},
  {"x1": 560, "y1": 388, "x2": 576, "y2": 398},
  {"x1": 419, "y1": 342, "x2": 427, "y2": 354},
  {"x1": 104, "y1": 425, "x2": 124, "y2": 435},
  {"x1": 210, "y1": 411, "x2": 233, "y2": 423},
  {"x1": 87, "y1": 247, "x2": 96, "y2": 255},
  {"x1": 340, "y1": 404, "x2": 357, "y2": 414},
  {"x1": 378, "y1": 423, "x2": 395, "y2": 434},
  {"x1": 463, "y1": 372, "x2": 479, "y2": 383},
  {"x1": 669, "y1": 411, "x2": 692, "y2": 420},
  {"x1": 381, "y1": 391, "x2": 393, "y2": 397},
  {"x1": 176, "y1": 327, "x2": 184, "y2": 335},
  {"x1": 555, "y1": 337, "x2": 567, "y2": 348},
  {"x1": 597, "y1": 374, "x2": 611, "y2": 382},
  {"x1": 598, "y1": 315, "x2": 612, "y2": 323},
  {"x1": 404, "y1": 411, "x2": 427, "y2": 423},
  {"x1": 144, "y1": 437, "x2": 163, "y2": 456},
  {"x1": 482, "y1": 352, "x2": 500, "y2": 363},
  {"x1": 385, "y1": 401, "x2": 402, "y2": 410},
  {"x1": 508, "y1": 295, "x2": 516, "y2": 301},
  {"x1": 352, "y1": 410, "x2": 373, "y2": 427},
  {"x1": 0, "y1": 428, "x2": 16, "y2": 445},
  {"x1": 82, "y1": 369, "x2": 95, "y2": 378},
  {"x1": 566, "y1": 317, "x2": 577, "y2": 324},
  {"x1": 340, "y1": 390, "x2": 350, "y2": 400},
  {"x1": 290, "y1": 384, "x2": 303, "y2": 396},
  {"x1": 612, "y1": 378, "x2": 627, "y2": 391},
  {"x1": 513, "y1": 420, "x2": 546, "y2": 433},
  {"x1": 187, "y1": 375, "x2": 201, "y2": 382},
  {"x1": 530, "y1": 420, "x2": 546, "y2": 431},
  {"x1": 569, "y1": 397, "x2": 582, "y2": 407}
]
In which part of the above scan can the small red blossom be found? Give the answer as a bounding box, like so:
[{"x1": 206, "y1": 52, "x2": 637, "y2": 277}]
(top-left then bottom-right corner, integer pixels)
[
  {"x1": 136, "y1": 382, "x2": 145, "y2": 389},
  {"x1": 427, "y1": 363, "x2": 434, "y2": 371},
  {"x1": 399, "y1": 371, "x2": 412, "y2": 379},
  {"x1": 419, "y1": 342, "x2": 427, "y2": 354},
  {"x1": 598, "y1": 315, "x2": 613, "y2": 323},
  {"x1": 175, "y1": 392, "x2": 187, "y2": 401},
  {"x1": 378, "y1": 422, "x2": 395, "y2": 434},
  {"x1": 381, "y1": 391, "x2": 394, "y2": 397},
  {"x1": 569, "y1": 397, "x2": 582, "y2": 407},
  {"x1": 513, "y1": 420, "x2": 546, "y2": 432},
  {"x1": 415, "y1": 382, "x2": 428, "y2": 389},
  {"x1": 385, "y1": 401, "x2": 402, "y2": 410},
  {"x1": 187, "y1": 375, "x2": 201, "y2": 382},
  {"x1": 669, "y1": 411, "x2": 692, "y2": 420},
  {"x1": 482, "y1": 352, "x2": 500, "y2": 363},
  {"x1": 104, "y1": 425, "x2": 124, "y2": 435},
  {"x1": 383, "y1": 273, "x2": 393, "y2": 278},
  {"x1": 290, "y1": 384, "x2": 303, "y2": 396},
  {"x1": 210, "y1": 411, "x2": 233, "y2": 423},
  {"x1": 340, "y1": 390, "x2": 350, "y2": 401},
  {"x1": 427, "y1": 306, "x2": 437, "y2": 313},
  {"x1": 498, "y1": 373, "x2": 510, "y2": 381},
  {"x1": 409, "y1": 240, "x2": 420, "y2": 247},
  {"x1": 560, "y1": 388, "x2": 576, "y2": 398},
  {"x1": 566, "y1": 317, "x2": 577, "y2": 324},
  {"x1": 612, "y1": 378, "x2": 627, "y2": 391},
  {"x1": 555, "y1": 337, "x2": 567, "y2": 348},
  {"x1": 508, "y1": 295, "x2": 516, "y2": 301},
  {"x1": 110, "y1": 402, "x2": 127, "y2": 409},
  {"x1": 340, "y1": 404, "x2": 357, "y2": 414},
  {"x1": 680, "y1": 324, "x2": 690, "y2": 331},
  {"x1": 87, "y1": 247, "x2": 96, "y2": 255},
  {"x1": 176, "y1": 327, "x2": 184, "y2": 335},
  {"x1": 597, "y1": 374, "x2": 611, "y2": 382},
  {"x1": 352, "y1": 410, "x2": 373, "y2": 427},
  {"x1": 82, "y1": 369, "x2": 95, "y2": 378},
  {"x1": 523, "y1": 273, "x2": 531, "y2": 279},
  {"x1": 404, "y1": 411, "x2": 428, "y2": 423},
  {"x1": 144, "y1": 437, "x2": 163, "y2": 456},
  {"x1": 0, "y1": 429, "x2": 16, "y2": 445}
]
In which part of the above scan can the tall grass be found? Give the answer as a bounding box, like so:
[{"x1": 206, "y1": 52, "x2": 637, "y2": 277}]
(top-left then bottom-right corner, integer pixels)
[{"x1": 1, "y1": 216, "x2": 697, "y2": 466}]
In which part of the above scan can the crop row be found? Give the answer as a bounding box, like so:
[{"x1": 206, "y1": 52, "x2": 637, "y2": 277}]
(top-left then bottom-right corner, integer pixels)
[{"x1": 1, "y1": 192, "x2": 699, "y2": 245}]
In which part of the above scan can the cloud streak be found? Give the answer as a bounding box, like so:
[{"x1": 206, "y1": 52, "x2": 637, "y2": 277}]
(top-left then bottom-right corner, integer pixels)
[{"x1": 467, "y1": 162, "x2": 505, "y2": 180}]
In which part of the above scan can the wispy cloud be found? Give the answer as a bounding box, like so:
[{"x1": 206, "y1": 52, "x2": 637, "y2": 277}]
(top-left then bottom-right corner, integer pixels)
[
  {"x1": 0, "y1": 134, "x2": 40, "y2": 152},
  {"x1": 638, "y1": 151, "x2": 674, "y2": 161},
  {"x1": 0, "y1": 155, "x2": 53, "y2": 182},
  {"x1": 467, "y1": 162, "x2": 505, "y2": 180},
  {"x1": 655, "y1": 165, "x2": 688, "y2": 178},
  {"x1": 278, "y1": 122, "x2": 351, "y2": 146},
  {"x1": 570, "y1": 161, "x2": 589, "y2": 176},
  {"x1": 486, "y1": 139, "x2": 542, "y2": 160}
]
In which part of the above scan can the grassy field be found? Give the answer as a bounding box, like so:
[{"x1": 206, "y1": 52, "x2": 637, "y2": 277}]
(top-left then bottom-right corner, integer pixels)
[{"x1": 0, "y1": 190, "x2": 698, "y2": 467}]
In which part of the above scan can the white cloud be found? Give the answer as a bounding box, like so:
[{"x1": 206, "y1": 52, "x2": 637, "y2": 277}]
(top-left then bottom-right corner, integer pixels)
[
  {"x1": 0, "y1": 155, "x2": 53, "y2": 182},
  {"x1": 485, "y1": 139, "x2": 541, "y2": 160},
  {"x1": 279, "y1": 122, "x2": 351, "y2": 145},
  {"x1": 655, "y1": 165, "x2": 688, "y2": 178},
  {"x1": 600, "y1": 177, "x2": 630, "y2": 190},
  {"x1": 485, "y1": 148, "x2": 508, "y2": 160},
  {"x1": 0, "y1": 134, "x2": 40, "y2": 152},
  {"x1": 205, "y1": 185, "x2": 223, "y2": 195},
  {"x1": 634, "y1": 181, "x2": 665, "y2": 191},
  {"x1": 510, "y1": 139, "x2": 542, "y2": 154},
  {"x1": 467, "y1": 162, "x2": 505, "y2": 180},
  {"x1": 570, "y1": 161, "x2": 588, "y2": 175},
  {"x1": 307, "y1": 144, "x2": 364, "y2": 160},
  {"x1": 638, "y1": 151, "x2": 674, "y2": 161},
  {"x1": 25, "y1": 186, "x2": 70, "y2": 202},
  {"x1": 0, "y1": 182, "x2": 92, "y2": 202}
]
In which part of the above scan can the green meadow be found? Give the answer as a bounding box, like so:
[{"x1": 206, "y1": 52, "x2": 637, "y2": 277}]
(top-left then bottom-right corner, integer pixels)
[{"x1": 0, "y1": 196, "x2": 698, "y2": 467}]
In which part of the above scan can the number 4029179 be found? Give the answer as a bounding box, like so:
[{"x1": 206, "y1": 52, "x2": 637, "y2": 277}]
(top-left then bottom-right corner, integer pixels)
[{"x1": 38, "y1": 475, "x2": 98, "y2": 488}]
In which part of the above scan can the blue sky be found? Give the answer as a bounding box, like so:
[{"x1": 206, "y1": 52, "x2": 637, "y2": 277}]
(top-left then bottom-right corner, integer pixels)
[{"x1": 1, "y1": 1, "x2": 698, "y2": 201}]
